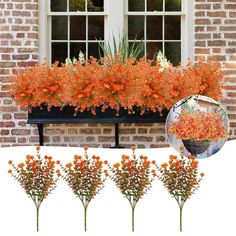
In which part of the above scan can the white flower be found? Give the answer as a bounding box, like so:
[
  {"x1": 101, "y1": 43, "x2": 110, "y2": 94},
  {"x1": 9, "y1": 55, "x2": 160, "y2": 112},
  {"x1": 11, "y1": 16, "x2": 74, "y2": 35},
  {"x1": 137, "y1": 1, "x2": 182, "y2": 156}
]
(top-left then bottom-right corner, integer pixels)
[{"x1": 156, "y1": 51, "x2": 170, "y2": 71}]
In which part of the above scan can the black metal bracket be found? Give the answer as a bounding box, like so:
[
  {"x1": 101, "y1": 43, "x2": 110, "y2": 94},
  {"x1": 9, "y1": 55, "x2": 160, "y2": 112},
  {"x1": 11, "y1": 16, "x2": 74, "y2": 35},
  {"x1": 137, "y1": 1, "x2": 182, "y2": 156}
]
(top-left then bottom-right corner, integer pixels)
[
  {"x1": 110, "y1": 123, "x2": 125, "y2": 149},
  {"x1": 37, "y1": 124, "x2": 44, "y2": 146}
]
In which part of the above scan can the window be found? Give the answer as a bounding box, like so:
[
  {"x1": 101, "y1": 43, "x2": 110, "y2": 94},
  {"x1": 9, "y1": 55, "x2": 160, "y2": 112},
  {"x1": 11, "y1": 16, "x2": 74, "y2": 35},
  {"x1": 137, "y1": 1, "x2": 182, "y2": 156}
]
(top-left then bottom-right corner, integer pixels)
[
  {"x1": 127, "y1": 0, "x2": 183, "y2": 64},
  {"x1": 39, "y1": 0, "x2": 193, "y2": 65},
  {"x1": 48, "y1": 0, "x2": 106, "y2": 63}
]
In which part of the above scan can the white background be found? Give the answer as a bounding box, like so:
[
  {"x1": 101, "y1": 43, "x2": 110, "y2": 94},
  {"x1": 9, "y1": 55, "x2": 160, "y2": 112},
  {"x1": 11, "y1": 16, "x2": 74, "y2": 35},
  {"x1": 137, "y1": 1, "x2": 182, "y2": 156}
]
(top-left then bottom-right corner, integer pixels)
[{"x1": 0, "y1": 140, "x2": 234, "y2": 236}]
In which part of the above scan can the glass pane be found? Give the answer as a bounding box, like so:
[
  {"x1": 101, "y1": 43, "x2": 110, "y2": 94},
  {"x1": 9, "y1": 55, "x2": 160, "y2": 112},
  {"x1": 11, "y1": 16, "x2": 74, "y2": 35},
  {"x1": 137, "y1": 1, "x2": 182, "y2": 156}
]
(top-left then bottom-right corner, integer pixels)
[
  {"x1": 165, "y1": 0, "x2": 181, "y2": 11},
  {"x1": 70, "y1": 43, "x2": 86, "y2": 59},
  {"x1": 88, "y1": 0, "x2": 104, "y2": 12},
  {"x1": 165, "y1": 16, "x2": 180, "y2": 40},
  {"x1": 51, "y1": 43, "x2": 68, "y2": 64},
  {"x1": 70, "y1": 16, "x2": 86, "y2": 40},
  {"x1": 88, "y1": 16, "x2": 104, "y2": 40},
  {"x1": 52, "y1": 16, "x2": 68, "y2": 40},
  {"x1": 88, "y1": 43, "x2": 103, "y2": 58},
  {"x1": 51, "y1": 0, "x2": 67, "y2": 12},
  {"x1": 129, "y1": 0, "x2": 145, "y2": 11},
  {"x1": 147, "y1": 16, "x2": 162, "y2": 40},
  {"x1": 147, "y1": 0, "x2": 163, "y2": 11},
  {"x1": 128, "y1": 16, "x2": 144, "y2": 40},
  {"x1": 165, "y1": 42, "x2": 181, "y2": 66},
  {"x1": 69, "y1": 0, "x2": 85, "y2": 11},
  {"x1": 147, "y1": 42, "x2": 162, "y2": 60},
  {"x1": 128, "y1": 42, "x2": 145, "y2": 59}
]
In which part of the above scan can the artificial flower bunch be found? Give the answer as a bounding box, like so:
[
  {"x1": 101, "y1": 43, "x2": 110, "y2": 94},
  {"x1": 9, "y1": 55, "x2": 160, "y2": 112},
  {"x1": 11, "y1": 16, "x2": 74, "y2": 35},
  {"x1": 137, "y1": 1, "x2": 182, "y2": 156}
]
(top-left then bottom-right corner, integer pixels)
[
  {"x1": 8, "y1": 146, "x2": 61, "y2": 231},
  {"x1": 157, "y1": 153, "x2": 204, "y2": 232},
  {"x1": 109, "y1": 146, "x2": 156, "y2": 231},
  {"x1": 168, "y1": 111, "x2": 228, "y2": 141},
  {"x1": 60, "y1": 146, "x2": 109, "y2": 231},
  {"x1": 11, "y1": 58, "x2": 223, "y2": 115}
]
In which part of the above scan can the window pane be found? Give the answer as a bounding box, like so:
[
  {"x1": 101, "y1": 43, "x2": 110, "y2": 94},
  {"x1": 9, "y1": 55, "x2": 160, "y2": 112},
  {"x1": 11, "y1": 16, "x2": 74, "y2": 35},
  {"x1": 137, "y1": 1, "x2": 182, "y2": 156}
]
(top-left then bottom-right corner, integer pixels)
[
  {"x1": 88, "y1": 16, "x2": 104, "y2": 40},
  {"x1": 88, "y1": 43, "x2": 103, "y2": 58},
  {"x1": 52, "y1": 16, "x2": 68, "y2": 40},
  {"x1": 51, "y1": 0, "x2": 67, "y2": 12},
  {"x1": 70, "y1": 16, "x2": 86, "y2": 40},
  {"x1": 88, "y1": 0, "x2": 104, "y2": 12},
  {"x1": 147, "y1": 42, "x2": 162, "y2": 60},
  {"x1": 52, "y1": 43, "x2": 68, "y2": 64},
  {"x1": 165, "y1": 0, "x2": 181, "y2": 11},
  {"x1": 128, "y1": 16, "x2": 144, "y2": 40},
  {"x1": 165, "y1": 42, "x2": 181, "y2": 66},
  {"x1": 128, "y1": 0, "x2": 145, "y2": 11},
  {"x1": 165, "y1": 16, "x2": 180, "y2": 40},
  {"x1": 70, "y1": 43, "x2": 86, "y2": 59},
  {"x1": 147, "y1": 16, "x2": 162, "y2": 40},
  {"x1": 69, "y1": 0, "x2": 85, "y2": 11},
  {"x1": 147, "y1": 0, "x2": 163, "y2": 11}
]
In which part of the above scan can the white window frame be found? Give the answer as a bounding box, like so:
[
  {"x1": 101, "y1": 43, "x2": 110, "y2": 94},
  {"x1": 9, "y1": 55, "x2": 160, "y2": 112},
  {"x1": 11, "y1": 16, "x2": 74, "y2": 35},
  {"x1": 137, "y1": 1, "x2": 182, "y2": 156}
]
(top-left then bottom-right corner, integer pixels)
[{"x1": 39, "y1": 0, "x2": 194, "y2": 65}]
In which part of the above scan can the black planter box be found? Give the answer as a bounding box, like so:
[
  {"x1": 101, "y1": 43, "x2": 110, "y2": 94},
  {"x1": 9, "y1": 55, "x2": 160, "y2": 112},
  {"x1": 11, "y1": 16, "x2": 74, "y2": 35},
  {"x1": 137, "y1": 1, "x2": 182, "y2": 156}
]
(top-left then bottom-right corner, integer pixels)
[
  {"x1": 28, "y1": 105, "x2": 169, "y2": 124},
  {"x1": 27, "y1": 105, "x2": 169, "y2": 147}
]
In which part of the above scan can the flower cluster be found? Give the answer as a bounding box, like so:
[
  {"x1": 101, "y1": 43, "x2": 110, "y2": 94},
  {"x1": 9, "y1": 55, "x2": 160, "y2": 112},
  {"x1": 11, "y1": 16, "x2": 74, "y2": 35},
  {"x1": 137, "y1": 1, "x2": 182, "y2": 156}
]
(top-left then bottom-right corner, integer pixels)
[
  {"x1": 8, "y1": 146, "x2": 60, "y2": 231},
  {"x1": 110, "y1": 146, "x2": 156, "y2": 231},
  {"x1": 168, "y1": 111, "x2": 228, "y2": 141},
  {"x1": 61, "y1": 146, "x2": 108, "y2": 231},
  {"x1": 11, "y1": 57, "x2": 223, "y2": 115},
  {"x1": 157, "y1": 154, "x2": 204, "y2": 231}
]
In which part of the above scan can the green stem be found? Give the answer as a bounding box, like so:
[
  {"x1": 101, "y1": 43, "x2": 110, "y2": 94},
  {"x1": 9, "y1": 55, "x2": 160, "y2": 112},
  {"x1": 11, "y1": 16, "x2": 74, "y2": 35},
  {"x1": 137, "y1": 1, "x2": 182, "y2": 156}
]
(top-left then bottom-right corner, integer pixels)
[
  {"x1": 36, "y1": 206, "x2": 40, "y2": 232},
  {"x1": 132, "y1": 206, "x2": 135, "y2": 232},
  {"x1": 180, "y1": 206, "x2": 183, "y2": 232},
  {"x1": 84, "y1": 206, "x2": 87, "y2": 232}
]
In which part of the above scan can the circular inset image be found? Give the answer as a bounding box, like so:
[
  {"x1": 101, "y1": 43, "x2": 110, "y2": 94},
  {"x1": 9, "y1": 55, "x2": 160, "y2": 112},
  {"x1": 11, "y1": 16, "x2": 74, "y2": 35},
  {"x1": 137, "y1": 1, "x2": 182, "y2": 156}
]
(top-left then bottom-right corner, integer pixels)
[{"x1": 165, "y1": 95, "x2": 229, "y2": 158}]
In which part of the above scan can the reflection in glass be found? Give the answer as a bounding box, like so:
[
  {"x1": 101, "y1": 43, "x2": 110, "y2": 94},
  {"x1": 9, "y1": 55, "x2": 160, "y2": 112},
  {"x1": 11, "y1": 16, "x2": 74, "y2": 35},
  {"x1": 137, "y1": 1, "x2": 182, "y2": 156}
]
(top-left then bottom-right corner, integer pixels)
[
  {"x1": 147, "y1": 0, "x2": 163, "y2": 11},
  {"x1": 70, "y1": 16, "x2": 86, "y2": 40},
  {"x1": 70, "y1": 43, "x2": 86, "y2": 59},
  {"x1": 165, "y1": 0, "x2": 181, "y2": 11},
  {"x1": 51, "y1": 43, "x2": 68, "y2": 64},
  {"x1": 128, "y1": 16, "x2": 144, "y2": 40},
  {"x1": 147, "y1": 16, "x2": 162, "y2": 40},
  {"x1": 88, "y1": 0, "x2": 104, "y2": 12},
  {"x1": 88, "y1": 43, "x2": 103, "y2": 58},
  {"x1": 52, "y1": 16, "x2": 68, "y2": 40},
  {"x1": 128, "y1": 0, "x2": 145, "y2": 11},
  {"x1": 88, "y1": 16, "x2": 104, "y2": 40},
  {"x1": 165, "y1": 42, "x2": 181, "y2": 66},
  {"x1": 51, "y1": 0, "x2": 67, "y2": 12},
  {"x1": 69, "y1": 0, "x2": 85, "y2": 11},
  {"x1": 147, "y1": 42, "x2": 162, "y2": 60},
  {"x1": 165, "y1": 16, "x2": 180, "y2": 40}
]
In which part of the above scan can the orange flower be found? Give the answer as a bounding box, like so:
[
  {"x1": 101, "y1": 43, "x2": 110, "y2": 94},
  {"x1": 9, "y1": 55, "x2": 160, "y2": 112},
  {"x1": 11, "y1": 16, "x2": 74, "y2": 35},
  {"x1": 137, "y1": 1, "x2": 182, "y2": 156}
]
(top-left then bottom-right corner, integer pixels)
[
  {"x1": 56, "y1": 160, "x2": 60, "y2": 165},
  {"x1": 104, "y1": 160, "x2": 108, "y2": 165},
  {"x1": 8, "y1": 160, "x2": 12, "y2": 165},
  {"x1": 8, "y1": 169, "x2": 12, "y2": 174},
  {"x1": 161, "y1": 163, "x2": 168, "y2": 168},
  {"x1": 200, "y1": 173, "x2": 205, "y2": 177},
  {"x1": 151, "y1": 160, "x2": 156, "y2": 164},
  {"x1": 131, "y1": 146, "x2": 136, "y2": 152},
  {"x1": 36, "y1": 146, "x2": 40, "y2": 151},
  {"x1": 18, "y1": 163, "x2": 25, "y2": 168},
  {"x1": 66, "y1": 163, "x2": 72, "y2": 168},
  {"x1": 113, "y1": 163, "x2": 120, "y2": 168},
  {"x1": 84, "y1": 145, "x2": 88, "y2": 151}
]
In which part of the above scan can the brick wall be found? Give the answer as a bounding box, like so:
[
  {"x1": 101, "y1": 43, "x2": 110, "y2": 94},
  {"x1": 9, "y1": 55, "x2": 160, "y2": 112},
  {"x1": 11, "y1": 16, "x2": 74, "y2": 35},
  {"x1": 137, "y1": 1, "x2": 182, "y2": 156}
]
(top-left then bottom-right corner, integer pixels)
[
  {"x1": 0, "y1": 0, "x2": 236, "y2": 148},
  {"x1": 194, "y1": 0, "x2": 236, "y2": 139}
]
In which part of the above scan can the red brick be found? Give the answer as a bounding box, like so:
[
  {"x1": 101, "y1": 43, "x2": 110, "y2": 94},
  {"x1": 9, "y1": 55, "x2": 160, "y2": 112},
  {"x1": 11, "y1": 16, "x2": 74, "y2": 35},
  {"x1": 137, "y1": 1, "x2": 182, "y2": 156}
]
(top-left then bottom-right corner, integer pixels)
[
  {"x1": 208, "y1": 40, "x2": 226, "y2": 46},
  {"x1": 133, "y1": 136, "x2": 153, "y2": 142},
  {"x1": 0, "y1": 129, "x2": 10, "y2": 135},
  {"x1": 11, "y1": 129, "x2": 31, "y2": 135},
  {"x1": 0, "y1": 122, "x2": 15, "y2": 127},
  {"x1": 98, "y1": 136, "x2": 115, "y2": 142}
]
